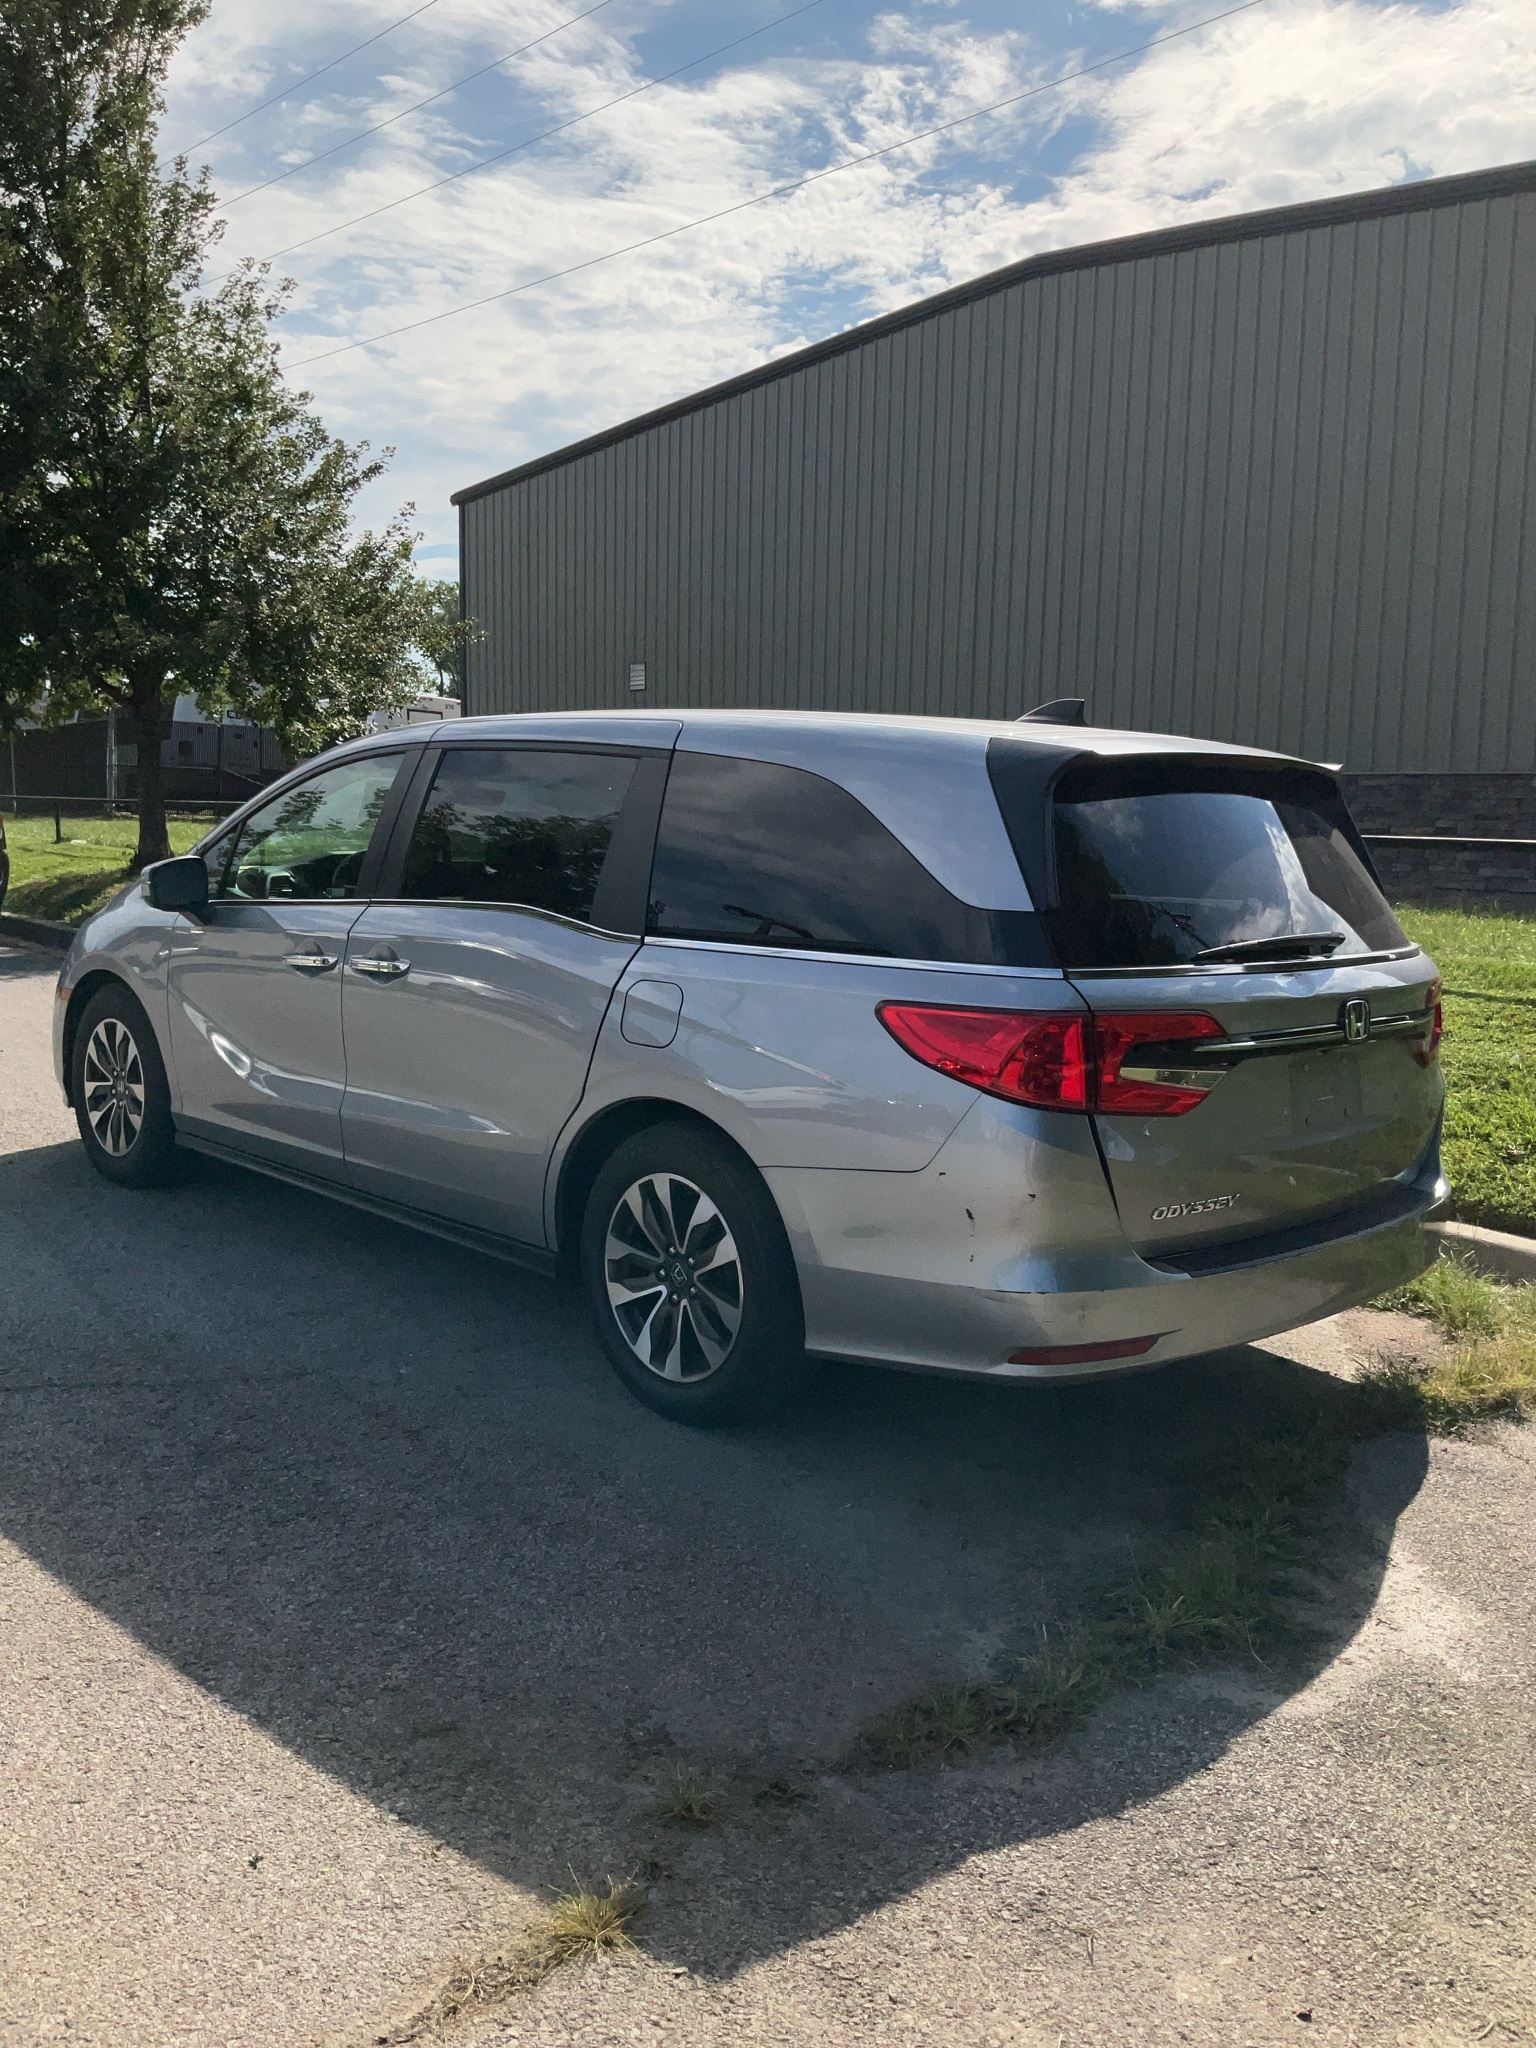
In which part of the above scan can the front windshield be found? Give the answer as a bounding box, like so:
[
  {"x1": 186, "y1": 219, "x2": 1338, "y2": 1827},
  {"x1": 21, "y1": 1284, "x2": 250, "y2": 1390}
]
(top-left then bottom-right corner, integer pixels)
[{"x1": 1049, "y1": 787, "x2": 1407, "y2": 968}]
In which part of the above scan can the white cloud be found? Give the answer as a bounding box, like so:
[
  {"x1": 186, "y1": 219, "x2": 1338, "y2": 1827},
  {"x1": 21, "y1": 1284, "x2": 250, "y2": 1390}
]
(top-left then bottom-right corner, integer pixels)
[
  {"x1": 161, "y1": 0, "x2": 1536, "y2": 557},
  {"x1": 1019, "y1": 0, "x2": 1536, "y2": 239}
]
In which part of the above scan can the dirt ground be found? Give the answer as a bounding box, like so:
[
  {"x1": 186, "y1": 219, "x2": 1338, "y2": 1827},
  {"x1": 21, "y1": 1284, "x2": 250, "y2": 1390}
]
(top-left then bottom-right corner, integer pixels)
[{"x1": 1, "y1": 939, "x2": 1532, "y2": 2048}]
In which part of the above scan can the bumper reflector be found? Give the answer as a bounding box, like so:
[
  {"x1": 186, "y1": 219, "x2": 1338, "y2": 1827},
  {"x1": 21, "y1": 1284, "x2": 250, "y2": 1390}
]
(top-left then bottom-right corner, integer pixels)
[{"x1": 1007, "y1": 1335, "x2": 1162, "y2": 1366}]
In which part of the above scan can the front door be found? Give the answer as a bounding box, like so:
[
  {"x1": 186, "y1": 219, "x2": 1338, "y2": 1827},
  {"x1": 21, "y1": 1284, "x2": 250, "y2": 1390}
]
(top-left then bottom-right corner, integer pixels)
[
  {"x1": 166, "y1": 751, "x2": 411, "y2": 1174},
  {"x1": 340, "y1": 744, "x2": 644, "y2": 1244}
]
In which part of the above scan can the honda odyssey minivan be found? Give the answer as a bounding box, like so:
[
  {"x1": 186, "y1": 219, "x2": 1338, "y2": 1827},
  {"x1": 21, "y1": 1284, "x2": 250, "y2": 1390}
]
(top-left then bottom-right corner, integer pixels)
[{"x1": 54, "y1": 710, "x2": 1444, "y2": 1423}]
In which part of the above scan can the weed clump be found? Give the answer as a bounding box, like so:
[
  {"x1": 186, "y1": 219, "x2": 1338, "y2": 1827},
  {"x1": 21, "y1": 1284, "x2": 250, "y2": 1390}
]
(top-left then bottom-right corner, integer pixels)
[
  {"x1": 1374, "y1": 1249, "x2": 1522, "y2": 1336},
  {"x1": 528, "y1": 1879, "x2": 645, "y2": 1968},
  {"x1": 656, "y1": 1769, "x2": 726, "y2": 1828},
  {"x1": 1357, "y1": 1333, "x2": 1536, "y2": 1434},
  {"x1": 856, "y1": 1686, "x2": 995, "y2": 1770},
  {"x1": 1366, "y1": 1251, "x2": 1536, "y2": 1431},
  {"x1": 390, "y1": 1880, "x2": 644, "y2": 2041}
]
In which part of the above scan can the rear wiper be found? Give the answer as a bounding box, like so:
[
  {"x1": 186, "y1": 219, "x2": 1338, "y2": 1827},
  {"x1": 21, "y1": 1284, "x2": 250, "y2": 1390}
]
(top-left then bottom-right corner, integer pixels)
[{"x1": 1193, "y1": 930, "x2": 1347, "y2": 965}]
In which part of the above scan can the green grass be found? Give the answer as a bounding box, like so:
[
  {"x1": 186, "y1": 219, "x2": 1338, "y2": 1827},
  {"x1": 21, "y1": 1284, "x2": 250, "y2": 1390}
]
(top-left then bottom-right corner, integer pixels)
[
  {"x1": 2, "y1": 811, "x2": 212, "y2": 925},
  {"x1": 1396, "y1": 903, "x2": 1536, "y2": 1237},
  {"x1": 1376, "y1": 1246, "x2": 1536, "y2": 1337},
  {"x1": 1355, "y1": 1336, "x2": 1536, "y2": 1435},
  {"x1": 1368, "y1": 1249, "x2": 1536, "y2": 1430}
]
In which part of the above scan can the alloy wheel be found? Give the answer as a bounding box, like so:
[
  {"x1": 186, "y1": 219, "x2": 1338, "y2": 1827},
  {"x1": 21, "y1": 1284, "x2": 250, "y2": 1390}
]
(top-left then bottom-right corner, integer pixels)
[
  {"x1": 603, "y1": 1173, "x2": 744, "y2": 1382},
  {"x1": 82, "y1": 1017, "x2": 146, "y2": 1158}
]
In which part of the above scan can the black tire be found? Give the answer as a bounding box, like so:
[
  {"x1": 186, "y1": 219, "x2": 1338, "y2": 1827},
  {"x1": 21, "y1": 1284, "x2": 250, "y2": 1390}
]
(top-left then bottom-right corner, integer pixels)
[
  {"x1": 71, "y1": 982, "x2": 181, "y2": 1188},
  {"x1": 580, "y1": 1121, "x2": 805, "y2": 1426}
]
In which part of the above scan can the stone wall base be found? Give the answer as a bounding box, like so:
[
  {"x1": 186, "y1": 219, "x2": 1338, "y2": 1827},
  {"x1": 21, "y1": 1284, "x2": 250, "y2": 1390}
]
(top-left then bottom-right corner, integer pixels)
[
  {"x1": 1340, "y1": 773, "x2": 1536, "y2": 839},
  {"x1": 1337, "y1": 774, "x2": 1536, "y2": 907},
  {"x1": 1367, "y1": 840, "x2": 1536, "y2": 906}
]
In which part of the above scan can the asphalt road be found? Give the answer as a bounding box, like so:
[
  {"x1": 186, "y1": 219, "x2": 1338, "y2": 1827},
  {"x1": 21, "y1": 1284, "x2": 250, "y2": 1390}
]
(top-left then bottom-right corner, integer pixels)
[{"x1": 1, "y1": 938, "x2": 1532, "y2": 2048}]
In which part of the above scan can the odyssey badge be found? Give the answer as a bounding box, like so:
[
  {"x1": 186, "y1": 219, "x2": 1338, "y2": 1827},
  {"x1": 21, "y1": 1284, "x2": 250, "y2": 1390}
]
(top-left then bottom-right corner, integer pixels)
[{"x1": 1151, "y1": 1194, "x2": 1241, "y2": 1221}]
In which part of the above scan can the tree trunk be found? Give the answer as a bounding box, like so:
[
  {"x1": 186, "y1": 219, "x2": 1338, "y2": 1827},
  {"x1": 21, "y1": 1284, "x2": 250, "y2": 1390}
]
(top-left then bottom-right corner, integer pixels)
[{"x1": 130, "y1": 692, "x2": 171, "y2": 870}]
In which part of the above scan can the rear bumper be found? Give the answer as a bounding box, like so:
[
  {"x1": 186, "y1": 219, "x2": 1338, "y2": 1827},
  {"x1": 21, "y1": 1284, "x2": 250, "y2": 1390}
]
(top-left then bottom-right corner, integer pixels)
[{"x1": 766, "y1": 1099, "x2": 1444, "y2": 1380}]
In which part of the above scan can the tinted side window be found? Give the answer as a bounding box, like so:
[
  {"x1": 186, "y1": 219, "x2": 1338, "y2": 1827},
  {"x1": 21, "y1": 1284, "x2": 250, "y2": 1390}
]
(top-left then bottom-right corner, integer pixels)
[
  {"x1": 220, "y1": 755, "x2": 404, "y2": 901},
  {"x1": 401, "y1": 747, "x2": 637, "y2": 922},
  {"x1": 646, "y1": 751, "x2": 1050, "y2": 966}
]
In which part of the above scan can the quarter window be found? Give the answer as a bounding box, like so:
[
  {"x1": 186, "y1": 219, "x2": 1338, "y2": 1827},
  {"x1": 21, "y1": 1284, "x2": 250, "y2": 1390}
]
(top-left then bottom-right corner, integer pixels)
[
  {"x1": 646, "y1": 751, "x2": 1049, "y2": 966},
  {"x1": 401, "y1": 747, "x2": 637, "y2": 922},
  {"x1": 219, "y1": 755, "x2": 405, "y2": 901}
]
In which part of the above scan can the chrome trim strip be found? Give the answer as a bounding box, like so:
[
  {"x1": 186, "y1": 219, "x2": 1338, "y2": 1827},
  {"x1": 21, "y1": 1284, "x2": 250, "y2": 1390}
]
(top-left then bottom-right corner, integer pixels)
[
  {"x1": 1066, "y1": 945, "x2": 1422, "y2": 978},
  {"x1": 640, "y1": 935, "x2": 1068, "y2": 979},
  {"x1": 1117, "y1": 1010, "x2": 1435, "y2": 1080},
  {"x1": 1115, "y1": 1064, "x2": 1225, "y2": 1089},
  {"x1": 359, "y1": 898, "x2": 640, "y2": 943},
  {"x1": 1214, "y1": 1012, "x2": 1431, "y2": 1057},
  {"x1": 1363, "y1": 833, "x2": 1536, "y2": 848}
]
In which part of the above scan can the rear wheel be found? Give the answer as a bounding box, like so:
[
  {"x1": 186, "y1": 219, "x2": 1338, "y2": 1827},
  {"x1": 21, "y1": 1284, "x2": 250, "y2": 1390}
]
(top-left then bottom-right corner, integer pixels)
[
  {"x1": 71, "y1": 983, "x2": 180, "y2": 1187},
  {"x1": 580, "y1": 1122, "x2": 804, "y2": 1425}
]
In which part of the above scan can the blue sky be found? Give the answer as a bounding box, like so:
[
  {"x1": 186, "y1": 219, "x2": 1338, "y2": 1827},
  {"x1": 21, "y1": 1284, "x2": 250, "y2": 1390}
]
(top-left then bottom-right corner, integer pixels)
[{"x1": 159, "y1": 0, "x2": 1536, "y2": 574}]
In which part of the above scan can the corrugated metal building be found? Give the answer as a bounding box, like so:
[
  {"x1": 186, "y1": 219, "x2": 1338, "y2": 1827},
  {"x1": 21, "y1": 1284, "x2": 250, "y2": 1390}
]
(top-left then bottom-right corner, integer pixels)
[{"x1": 455, "y1": 159, "x2": 1536, "y2": 871}]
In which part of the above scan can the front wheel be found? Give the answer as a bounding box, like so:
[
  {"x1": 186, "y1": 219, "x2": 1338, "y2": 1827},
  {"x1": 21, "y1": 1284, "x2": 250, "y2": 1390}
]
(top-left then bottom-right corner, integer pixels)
[
  {"x1": 580, "y1": 1122, "x2": 804, "y2": 1426},
  {"x1": 71, "y1": 983, "x2": 181, "y2": 1187}
]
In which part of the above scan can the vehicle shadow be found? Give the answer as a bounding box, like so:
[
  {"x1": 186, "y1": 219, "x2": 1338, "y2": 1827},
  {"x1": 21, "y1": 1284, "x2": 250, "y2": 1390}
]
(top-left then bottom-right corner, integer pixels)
[
  {"x1": 0, "y1": 1131, "x2": 1428, "y2": 1977},
  {"x1": 0, "y1": 940, "x2": 64, "y2": 978}
]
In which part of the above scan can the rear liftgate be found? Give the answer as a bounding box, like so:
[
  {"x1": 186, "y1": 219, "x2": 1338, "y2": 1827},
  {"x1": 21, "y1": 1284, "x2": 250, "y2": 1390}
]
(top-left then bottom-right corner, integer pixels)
[{"x1": 1033, "y1": 749, "x2": 1445, "y2": 1262}]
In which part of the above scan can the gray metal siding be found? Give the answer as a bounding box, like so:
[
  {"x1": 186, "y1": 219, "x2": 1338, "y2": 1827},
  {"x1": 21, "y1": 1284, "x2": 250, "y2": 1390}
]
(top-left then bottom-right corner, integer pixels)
[{"x1": 462, "y1": 176, "x2": 1536, "y2": 772}]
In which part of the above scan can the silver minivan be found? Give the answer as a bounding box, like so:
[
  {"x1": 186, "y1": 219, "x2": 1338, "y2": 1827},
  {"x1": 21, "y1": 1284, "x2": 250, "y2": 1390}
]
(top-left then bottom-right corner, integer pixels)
[{"x1": 54, "y1": 710, "x2": 1444, "y2": 1423}]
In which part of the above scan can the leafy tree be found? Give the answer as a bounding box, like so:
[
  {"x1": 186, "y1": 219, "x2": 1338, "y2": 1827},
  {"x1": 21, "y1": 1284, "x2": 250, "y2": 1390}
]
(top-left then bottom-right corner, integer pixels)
[
  {"x1": 418, "y1": 578, "x2": 467, "y2": 696},
  {"x1": 0, "y1": 0, "x2": 463, "y2": 866}
]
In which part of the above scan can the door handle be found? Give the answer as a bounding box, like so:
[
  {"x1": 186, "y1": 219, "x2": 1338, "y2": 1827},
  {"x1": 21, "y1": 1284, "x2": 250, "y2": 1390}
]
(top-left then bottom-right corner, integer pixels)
[
  {"x1": 352, "y1": 954, "x2": 410, "y2": 979},
  {"x1": 285, "y1": 951, "x2": 339, "y2": 973}
]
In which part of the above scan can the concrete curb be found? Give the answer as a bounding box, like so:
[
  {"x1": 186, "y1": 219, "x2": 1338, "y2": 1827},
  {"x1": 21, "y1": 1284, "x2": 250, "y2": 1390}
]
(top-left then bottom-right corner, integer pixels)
[
  {"x1": 1427, "y1": 1218, "x2": 1536, "y2": 1285},
  {"x1": 0, "y1": 911, "x2": 75, "y2": 952}
]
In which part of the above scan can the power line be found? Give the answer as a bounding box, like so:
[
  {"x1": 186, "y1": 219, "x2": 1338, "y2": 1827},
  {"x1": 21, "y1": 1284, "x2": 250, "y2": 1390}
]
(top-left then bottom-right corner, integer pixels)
[
  {"x1": 160, "y1": 0, "x2": 444, "y2": 165},
  {"x1": 286, "y1": 0, "x2": 1268, "y2": 370},
  {"x1": 221, "y1": 0, "x2": 619, "y2": 209},
  {"x1": 221, "y1": 0, "x2": 827, "y2": 279}
]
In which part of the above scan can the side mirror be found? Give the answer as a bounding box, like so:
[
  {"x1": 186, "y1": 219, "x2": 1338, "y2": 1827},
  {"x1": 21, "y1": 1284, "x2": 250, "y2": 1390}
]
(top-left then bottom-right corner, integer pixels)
[{"x1": 144, "y1": 853, "x2": 210, "y2": 917}]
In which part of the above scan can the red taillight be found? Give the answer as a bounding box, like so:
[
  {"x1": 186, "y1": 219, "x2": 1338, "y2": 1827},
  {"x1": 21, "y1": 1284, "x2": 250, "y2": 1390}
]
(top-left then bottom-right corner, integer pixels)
[
  {"x1": 876, "y1": 1003, "x2": 1090, "y2": 1110},
  {"x1": 877, "y1": 1004, "x2": 1226, "y2": 1116},
  {"x1": 1413, "y1": 980, "x2": 1443, "y2": 1067}
]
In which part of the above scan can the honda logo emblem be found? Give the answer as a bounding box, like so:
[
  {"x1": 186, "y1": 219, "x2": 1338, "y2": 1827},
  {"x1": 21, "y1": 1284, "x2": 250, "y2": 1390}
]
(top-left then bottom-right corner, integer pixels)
[{"x1": 1341, "y1": 997, "x2": 1372, "y2": 1043}]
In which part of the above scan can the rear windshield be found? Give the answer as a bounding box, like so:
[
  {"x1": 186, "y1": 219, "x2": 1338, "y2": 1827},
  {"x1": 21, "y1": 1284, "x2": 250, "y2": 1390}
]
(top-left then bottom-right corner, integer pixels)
[{"x1": 1040, "y1": 762, "x2": 1407, "y2": 969}]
